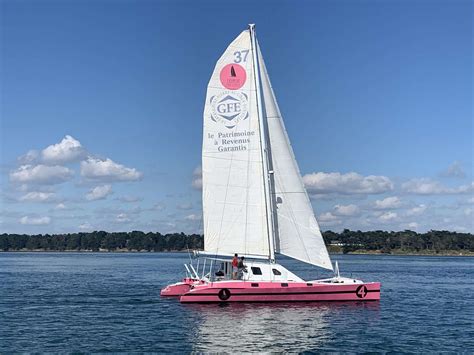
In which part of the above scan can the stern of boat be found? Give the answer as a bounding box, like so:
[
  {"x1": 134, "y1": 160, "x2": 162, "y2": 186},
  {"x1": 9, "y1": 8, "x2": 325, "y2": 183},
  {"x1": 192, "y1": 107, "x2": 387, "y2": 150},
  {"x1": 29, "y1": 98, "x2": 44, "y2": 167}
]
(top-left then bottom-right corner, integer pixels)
[{"x1": 160, "y1": 278, "x2": 197, "y2": 297}]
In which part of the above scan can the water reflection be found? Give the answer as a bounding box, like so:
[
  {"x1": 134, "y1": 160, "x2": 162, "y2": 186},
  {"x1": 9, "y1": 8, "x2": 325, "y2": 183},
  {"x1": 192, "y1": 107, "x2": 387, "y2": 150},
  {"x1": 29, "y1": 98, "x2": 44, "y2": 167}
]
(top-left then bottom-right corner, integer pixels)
[{"x1": 186, "y1": 302, "x2": 380, "y2": 352}]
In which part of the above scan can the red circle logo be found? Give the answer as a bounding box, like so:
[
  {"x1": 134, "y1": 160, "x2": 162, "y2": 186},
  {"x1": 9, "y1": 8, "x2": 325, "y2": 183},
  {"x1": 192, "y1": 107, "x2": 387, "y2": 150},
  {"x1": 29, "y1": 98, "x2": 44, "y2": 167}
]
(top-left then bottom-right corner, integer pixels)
[{"x1": 220, "y1": 64, "x2": 246, "y2": 90}]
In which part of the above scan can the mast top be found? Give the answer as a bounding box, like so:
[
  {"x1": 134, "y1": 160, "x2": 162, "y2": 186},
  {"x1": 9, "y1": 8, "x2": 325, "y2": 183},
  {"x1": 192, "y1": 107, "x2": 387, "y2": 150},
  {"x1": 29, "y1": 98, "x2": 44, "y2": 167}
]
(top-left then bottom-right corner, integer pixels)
[{"x1": 248, "y1": 24, "x2": 256, "y2": 31}]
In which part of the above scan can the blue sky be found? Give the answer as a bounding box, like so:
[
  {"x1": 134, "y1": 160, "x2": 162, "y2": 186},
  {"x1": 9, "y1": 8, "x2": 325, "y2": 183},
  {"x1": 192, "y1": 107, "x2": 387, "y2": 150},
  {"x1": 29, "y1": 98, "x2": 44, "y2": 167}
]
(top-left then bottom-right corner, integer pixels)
[{"x1": 1, "y1": 0, "x2": 472, "y2": 234}]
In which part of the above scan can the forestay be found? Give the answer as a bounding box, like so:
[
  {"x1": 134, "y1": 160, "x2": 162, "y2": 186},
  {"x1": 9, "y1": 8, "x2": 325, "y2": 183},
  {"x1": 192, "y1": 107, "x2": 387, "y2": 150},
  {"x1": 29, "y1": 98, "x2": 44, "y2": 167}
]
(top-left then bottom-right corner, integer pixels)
[
  {"x1": 202, "y1": 30, "x2": 270, "y2": 258},
  {"x1": 257, "y1": 42, "x2": 333, "y2": 271}
]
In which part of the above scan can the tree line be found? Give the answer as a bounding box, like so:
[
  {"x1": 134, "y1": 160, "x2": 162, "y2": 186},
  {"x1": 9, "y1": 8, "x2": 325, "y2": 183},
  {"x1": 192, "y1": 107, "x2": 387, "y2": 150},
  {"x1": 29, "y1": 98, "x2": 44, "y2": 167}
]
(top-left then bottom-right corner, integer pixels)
[
  {"x1": 0, "y1": 230, "x2": 472, "y2": 253},
  {"x1": 323, "y1": 229, "x2": 473, "y2": 254},
  {"x1": 0, "y1": 231, "x2": 203, "y2": 252}
]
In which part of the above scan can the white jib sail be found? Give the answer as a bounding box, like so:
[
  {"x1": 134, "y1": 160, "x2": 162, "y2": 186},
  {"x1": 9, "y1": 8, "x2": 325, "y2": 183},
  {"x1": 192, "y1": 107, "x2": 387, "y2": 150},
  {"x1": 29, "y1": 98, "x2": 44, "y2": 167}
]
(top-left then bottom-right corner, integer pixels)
[
  {"x1": 257, "y1": 42, "x2": 333, "y2": 271},
  {"x1": 202, "y1": 30, "x2": 270, "y2": 258}
]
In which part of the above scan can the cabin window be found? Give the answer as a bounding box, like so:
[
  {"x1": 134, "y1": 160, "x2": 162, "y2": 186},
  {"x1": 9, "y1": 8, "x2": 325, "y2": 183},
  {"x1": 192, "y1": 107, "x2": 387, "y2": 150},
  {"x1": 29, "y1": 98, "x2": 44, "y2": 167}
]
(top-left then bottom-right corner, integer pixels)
[
  {"x1": 251, "y1": 283, "x2": 259, "y2": 287},
  {"x1": 272, "y1": 268, "x2": 281, "y2": 275},
  {"x1": 306, "y1": 283, "x2": 313, "y2": 286},
  {"x1": 281, "y1": 283, "x2": 288, "y2": 287},
  {"x1": 251, "y1": 267, "x2": 262, "y2": 275}
]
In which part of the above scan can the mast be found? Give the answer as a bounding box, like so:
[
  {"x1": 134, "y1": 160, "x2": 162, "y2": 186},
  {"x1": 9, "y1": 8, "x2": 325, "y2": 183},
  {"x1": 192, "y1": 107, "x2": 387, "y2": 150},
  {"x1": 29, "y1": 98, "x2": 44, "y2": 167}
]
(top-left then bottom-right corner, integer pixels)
[{"x1": 249, "y1": 24, "x2": 276, "y2": 262}]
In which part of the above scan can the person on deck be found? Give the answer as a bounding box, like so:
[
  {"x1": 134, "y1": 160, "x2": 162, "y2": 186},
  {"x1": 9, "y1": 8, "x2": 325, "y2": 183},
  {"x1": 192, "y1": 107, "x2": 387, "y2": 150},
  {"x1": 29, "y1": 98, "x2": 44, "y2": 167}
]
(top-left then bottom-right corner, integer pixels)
[
  {"x1": 232, "y1": 253, "x2": 238, "y2": 280},
  {"x1": 237, "y1": 256, "x2": 246, "y2": 279}
]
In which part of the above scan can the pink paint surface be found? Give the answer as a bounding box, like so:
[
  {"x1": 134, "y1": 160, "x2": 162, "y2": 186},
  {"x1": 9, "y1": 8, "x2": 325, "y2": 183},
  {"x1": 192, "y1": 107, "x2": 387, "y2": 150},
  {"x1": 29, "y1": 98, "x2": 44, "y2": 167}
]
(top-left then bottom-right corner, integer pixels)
[
  {"x1": 160, "y1": 278, "x2": 200, "y2": 297},
  {"x1": 220, "y1": 63, "x2": 246, "y2": 90},
  {"x1": 178, "y1": 281, "x2": 381, "y2": 303}
]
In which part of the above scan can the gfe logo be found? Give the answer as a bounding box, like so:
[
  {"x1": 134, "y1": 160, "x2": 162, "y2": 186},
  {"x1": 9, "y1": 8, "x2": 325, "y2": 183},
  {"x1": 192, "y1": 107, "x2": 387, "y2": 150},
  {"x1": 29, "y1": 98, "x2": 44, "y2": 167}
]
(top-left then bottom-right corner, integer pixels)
[{"x1": 210, "y1": 91, "x2": 248, "y2": 129}]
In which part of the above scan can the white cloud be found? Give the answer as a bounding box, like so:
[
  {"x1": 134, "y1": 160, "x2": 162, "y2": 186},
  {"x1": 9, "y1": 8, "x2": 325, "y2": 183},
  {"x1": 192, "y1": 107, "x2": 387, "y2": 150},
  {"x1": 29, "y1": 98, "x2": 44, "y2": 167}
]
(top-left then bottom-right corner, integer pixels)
[
  {"x1": 18, "y1": 150, "x2": 39, "y2": 164},
  {"x1": 79, "y1": 222, "x2": 93, "y2": 230},
  {"x1": 19, "y1": 191, "x2": 55, "y2": 202},
  {"x1": 10, "y1": 164, "x2": 73, "y2": 185},
  {"x1": 440, "y1": 161, "x2": 465, "y2": 178},
  {"x1": 318, "y1": 212, "x2": 339, "y2": 222},
  {"x1": 317, "y1": 212, "x2": 342, "y2": 227},
  {"x1": 402, "y1": 179, "x2": 473, "y2": 195},
  {"x1": 115, "y1": 213, "x2": 131, "y2": 223},
  {"x1": 407, "y1": 222, "x2": 419, "y2": 230},
  {"x1": 55, "y1": 203, "x2": 67, "y2": 210},
  {"x1": 374, "y1": 196, "x2": 402, "y2": 209},
  {"x1": 378, "y1": 212, "x2": 398, "y2": 222},
  {"x1": 192, "y1": 166, "x2": 202, "y2": 190},
  {"x1": 94, "y1": 206, "x2": 142, "y2": 216},
  {"x1": 116, "y1": 196, "x2": 143, "y2": 203},
  {"x1": 333, "y1": 204, "x2": 360, "y2": 216},
  {"x1": 185, "y1": 213, "x2": 202, "y2": 221},
  {"x1": 80, "y1": 157, "x2": 143, "y2": 182},
  {"x1": 86, "y1": 185, "x2": 112, "y2": 201},
  {"x1": 303, "y1": 172, "x2": 393, "y2": 195},
  {"x1": 406, "y1": 204, "x2": 427, "y2": 216},
  {"x1": 41, "y1": 135, "x2": 86, "y2": 164},
  {"x1": 464, "y1": 208, "x2": 472, "y2": 216},
  {"x1": 20, "y1": 216, "x2": 51, "y2": 225}
]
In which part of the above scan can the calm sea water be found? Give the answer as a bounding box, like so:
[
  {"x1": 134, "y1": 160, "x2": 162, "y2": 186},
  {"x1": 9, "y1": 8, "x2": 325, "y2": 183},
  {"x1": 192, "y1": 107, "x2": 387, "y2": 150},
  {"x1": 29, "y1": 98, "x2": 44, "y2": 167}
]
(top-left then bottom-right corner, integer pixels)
[{"x1": 1, "y1": 252, "x2": 473, "y2": 352}]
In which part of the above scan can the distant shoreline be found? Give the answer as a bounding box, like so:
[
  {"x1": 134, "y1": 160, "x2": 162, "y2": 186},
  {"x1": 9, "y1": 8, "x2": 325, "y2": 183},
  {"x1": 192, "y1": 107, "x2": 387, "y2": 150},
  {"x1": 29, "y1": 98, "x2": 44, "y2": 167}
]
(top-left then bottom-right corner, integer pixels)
[
  {"x1": 1, "y1": 249, "x2": 472, "y2": 256},
  {"x1": 345, "y1": 250, "x2": 474, "y2": 257},
  {"x1": 2, "y1": 230, "x2": 472, "y2": 256}
]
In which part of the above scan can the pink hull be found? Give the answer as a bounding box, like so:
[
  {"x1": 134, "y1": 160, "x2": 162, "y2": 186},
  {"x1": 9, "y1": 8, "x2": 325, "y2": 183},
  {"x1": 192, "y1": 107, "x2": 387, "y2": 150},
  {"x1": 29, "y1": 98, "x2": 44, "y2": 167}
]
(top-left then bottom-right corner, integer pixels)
[
  {"x1": 160, "y1": 278, "x2": 198, "y2": 297},
  {"x1": 180, "y1": 281, "x2": 381, "y2": 303}
]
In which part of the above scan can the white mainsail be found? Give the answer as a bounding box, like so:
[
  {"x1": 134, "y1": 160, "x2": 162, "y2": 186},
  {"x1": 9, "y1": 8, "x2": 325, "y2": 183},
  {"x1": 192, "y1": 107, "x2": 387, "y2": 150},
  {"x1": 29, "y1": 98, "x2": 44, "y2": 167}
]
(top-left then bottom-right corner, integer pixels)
[
  {"x1": 257, "y1": 42, "x2": 333, "y2": 271},
  {"x1": 202, "y1": 29, "x2": 270, "y2": 258},
  {"x1": 202, "y1": 26, "x2": 332, "y2": 270}
]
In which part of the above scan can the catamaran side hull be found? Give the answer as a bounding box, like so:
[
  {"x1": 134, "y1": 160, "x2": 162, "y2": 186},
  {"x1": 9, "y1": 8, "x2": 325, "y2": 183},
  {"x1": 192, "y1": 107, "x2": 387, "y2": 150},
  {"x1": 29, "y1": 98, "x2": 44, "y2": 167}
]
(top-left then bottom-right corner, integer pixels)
[
  {"x1": 179, "y1": 282, "x2": 380, "y2": 303},
  {"x1": 160, "y1": 278, "x2": 200, "y2": 297}
]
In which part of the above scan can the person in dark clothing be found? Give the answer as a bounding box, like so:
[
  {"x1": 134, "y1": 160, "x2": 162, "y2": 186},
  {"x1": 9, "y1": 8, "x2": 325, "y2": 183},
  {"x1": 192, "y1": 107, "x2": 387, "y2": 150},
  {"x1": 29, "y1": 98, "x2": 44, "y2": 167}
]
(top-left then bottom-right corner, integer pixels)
[{"x1": 237, "y1": 256, "x2": 246, "y2": 279}]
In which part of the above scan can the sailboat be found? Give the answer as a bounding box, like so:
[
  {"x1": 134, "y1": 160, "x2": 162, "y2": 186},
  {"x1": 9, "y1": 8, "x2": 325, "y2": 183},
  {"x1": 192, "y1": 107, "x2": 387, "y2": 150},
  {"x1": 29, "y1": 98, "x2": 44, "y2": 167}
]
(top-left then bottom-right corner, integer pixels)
[{"x1": 161, "y1": 25, "x2": 380, "y2": 303}]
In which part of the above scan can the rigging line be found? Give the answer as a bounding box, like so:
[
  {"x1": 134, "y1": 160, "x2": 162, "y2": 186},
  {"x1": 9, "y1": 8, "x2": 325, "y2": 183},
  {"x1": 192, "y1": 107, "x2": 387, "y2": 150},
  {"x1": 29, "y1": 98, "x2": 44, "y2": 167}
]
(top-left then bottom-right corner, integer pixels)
[
  {"x1": 197, "y1": 207, "x2": 204, "y2": 256},
  {"x1": 250, "y1": 25, "x2": 274, "y2": 262},
  {"x1": 186, "y1": 238, "x2": 192, "y2": 265},
  {"x1": 257, "y1": 49, "x2": 283, "y2": 256},
  {"x1": 256, "y1": 38, "x2": 280, "y2": 258},
  {"x1": 271, "y1": 191, "x2": 308, "y2": 194}
]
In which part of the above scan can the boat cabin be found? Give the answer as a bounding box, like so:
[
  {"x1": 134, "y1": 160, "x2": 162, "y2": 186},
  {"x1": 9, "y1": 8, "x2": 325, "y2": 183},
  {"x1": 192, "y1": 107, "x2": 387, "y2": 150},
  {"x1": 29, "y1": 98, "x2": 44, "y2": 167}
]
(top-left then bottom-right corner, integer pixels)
[{"x1": 189, "y1": 257, "x2": 304, "y2": 283}]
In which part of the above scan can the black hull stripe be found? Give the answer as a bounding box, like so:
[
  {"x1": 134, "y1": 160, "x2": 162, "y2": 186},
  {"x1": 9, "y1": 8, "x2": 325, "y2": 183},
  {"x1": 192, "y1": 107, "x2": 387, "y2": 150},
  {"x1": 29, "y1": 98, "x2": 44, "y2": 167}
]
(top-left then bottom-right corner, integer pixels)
[{"x1": 185, "y1": 289, "x2": 380, "y2": 297}]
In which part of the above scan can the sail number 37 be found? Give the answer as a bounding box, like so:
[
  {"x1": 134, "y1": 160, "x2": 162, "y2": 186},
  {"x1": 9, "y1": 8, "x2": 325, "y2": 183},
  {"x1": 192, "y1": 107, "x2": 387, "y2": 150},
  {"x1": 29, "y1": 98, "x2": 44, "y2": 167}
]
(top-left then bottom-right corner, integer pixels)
[{"x1": 234, "y1": 50, "x2": 249, "y2": 63}]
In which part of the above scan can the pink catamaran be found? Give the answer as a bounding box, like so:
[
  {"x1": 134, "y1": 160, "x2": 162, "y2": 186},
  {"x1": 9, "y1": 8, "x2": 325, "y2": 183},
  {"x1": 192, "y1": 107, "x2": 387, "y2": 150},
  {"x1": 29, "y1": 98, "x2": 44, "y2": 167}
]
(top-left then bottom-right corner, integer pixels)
[{"x1": 161, "y1": 24, "x2": 381, "y2": 303}]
